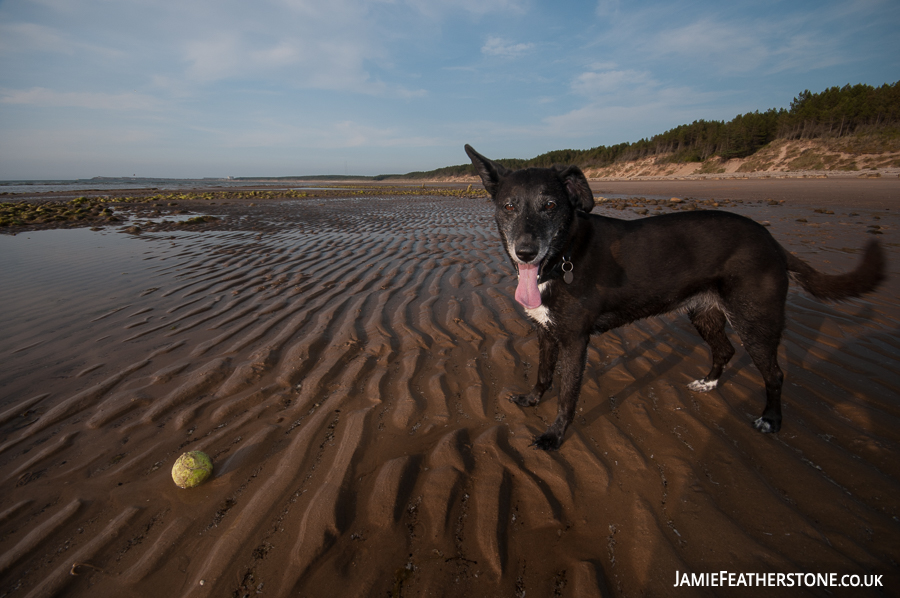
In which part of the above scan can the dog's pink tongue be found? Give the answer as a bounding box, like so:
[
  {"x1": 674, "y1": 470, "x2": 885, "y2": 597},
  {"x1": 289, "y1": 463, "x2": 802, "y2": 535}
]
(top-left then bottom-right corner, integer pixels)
[{"x1": 515, "y1": 263, "x2": 542, "y2": 309}]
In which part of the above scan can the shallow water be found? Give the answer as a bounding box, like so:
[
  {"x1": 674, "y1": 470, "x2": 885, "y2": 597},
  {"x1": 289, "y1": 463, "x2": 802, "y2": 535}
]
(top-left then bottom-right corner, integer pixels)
[{"x1": 0, "y1": 229, "x2": 162, "y2": 345}]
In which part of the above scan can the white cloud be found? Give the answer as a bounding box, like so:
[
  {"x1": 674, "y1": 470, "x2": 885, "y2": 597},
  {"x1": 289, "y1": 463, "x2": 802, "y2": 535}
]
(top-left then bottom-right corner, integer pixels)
[
  {"x1": 585, "y1": 60, "x2": 619, "y2": 71},
  {"x1": 219, "y1": 119, "x2": 440, "y2": 151},
  {"x1": 183, "y1": 36, "x2": 245, "y2": 83},
  {"x1": 0, "y1": 21, "x2": 122, "y2": 58},
  {"x1": 571, "y1": 69, "x2": 654, "y2": 96},
  {"x1": 173, "y1": 3, "x2": 433, "y2": 97},
  {"x1": 543, "y1": 103, "x2": 661, "y2": 137},
  {"x1": 330, "y1": 121, "x2": 441, "y2": 148},
  {"x1": 595, "y1": 0, "x2": 620, "y2": 17},
  {"x1": 538, "y1": 81, "x2": 729, "y2": 143},
  {"x1": 0, "y1": 22, "x2": 66, "y2": 52},
  {"x1": 0, "y1": 87, "x2": 164, "y2": 111},
  {"x1": 251, "y1": 41, "x2": 303, "y2": 68},
  {"x1": 404, "y1": 0, "x2": 527, "y2": 18},
  {"x1": 643, "y1": 11, "x2": 858, "y2": 76},
  {"x1": 651, "y1": 18, "x2": 769, "y2": 74},
  {"x1": 481, "y1": 36, "x2": 535, "y2": 58}
]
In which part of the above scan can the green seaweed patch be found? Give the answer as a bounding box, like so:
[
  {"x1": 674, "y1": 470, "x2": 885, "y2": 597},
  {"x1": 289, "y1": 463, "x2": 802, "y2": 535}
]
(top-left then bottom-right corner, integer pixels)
[
  {"x1": 83, "y1": 185, "x2": 490, "y2": 205},
  {"x1": 0, "y1": 198, "x2": 118, "y2": 230},
  {"x1": 178, "y1": 215, "x2": 220, "y2": 226}
]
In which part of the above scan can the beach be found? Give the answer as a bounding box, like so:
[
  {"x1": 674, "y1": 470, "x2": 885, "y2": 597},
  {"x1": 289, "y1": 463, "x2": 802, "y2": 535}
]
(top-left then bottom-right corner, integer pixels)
[{"x1": 1, "y1": 177, "x2": 899, "y2": 597}]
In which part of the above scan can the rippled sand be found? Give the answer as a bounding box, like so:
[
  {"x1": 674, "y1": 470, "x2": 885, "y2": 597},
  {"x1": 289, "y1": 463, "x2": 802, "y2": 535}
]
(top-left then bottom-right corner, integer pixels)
[{"x1": 1, "y1": 192, "x2": 898, "y2": 597}]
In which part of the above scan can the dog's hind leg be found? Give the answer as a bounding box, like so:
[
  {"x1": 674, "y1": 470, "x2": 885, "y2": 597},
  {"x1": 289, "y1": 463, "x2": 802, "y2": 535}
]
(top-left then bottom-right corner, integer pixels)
[
  {"x1": 729, "y1": 306, "x2": 786, "y2": 434},
  {"x1": 743, "y1": 341, "x2": 785, "y2": 433},
  {"x1": 745, "y1": 338, "x2": 784, "y2": 434},
  {"x1": 511, "y1": 324, "x2": 558, "y2": 407},
  {"x1": 532, "y1": 334, "x2": 590, "y2": 451},
  {"x1": 687, "y1": 307, "x2": 735, "y2": 393}
]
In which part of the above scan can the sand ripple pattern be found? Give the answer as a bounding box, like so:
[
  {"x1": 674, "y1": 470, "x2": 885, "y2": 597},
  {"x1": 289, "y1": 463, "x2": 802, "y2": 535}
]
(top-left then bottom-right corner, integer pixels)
[{"x1": 1, "y1": 196, "x2": 898, "y2": 596}]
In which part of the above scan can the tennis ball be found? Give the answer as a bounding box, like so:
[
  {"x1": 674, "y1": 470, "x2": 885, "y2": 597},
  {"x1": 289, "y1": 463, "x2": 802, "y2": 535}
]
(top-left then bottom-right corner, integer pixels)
[{"x1": 172, "y1": 451, "x2": 213, "y2": 489}]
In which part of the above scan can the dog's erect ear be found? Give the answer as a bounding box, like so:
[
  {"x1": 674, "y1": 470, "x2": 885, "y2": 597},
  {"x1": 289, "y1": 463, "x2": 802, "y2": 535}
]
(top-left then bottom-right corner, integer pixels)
[
  {"x1": 465, "y1": 144, "x2": 509, "y2": 197},
  {"x1": 554, "y1": 165, "x2": 594, "y2": 213}
]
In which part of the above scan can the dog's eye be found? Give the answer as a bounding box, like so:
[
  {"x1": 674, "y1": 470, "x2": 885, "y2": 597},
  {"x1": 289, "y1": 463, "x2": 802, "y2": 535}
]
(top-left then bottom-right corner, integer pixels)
[
  {"x1": 503, "y1": 203, "x2": 515, "y2": 212},
  {"x1": 543, "y1": 200, "x2": 557, "y2": 211}
]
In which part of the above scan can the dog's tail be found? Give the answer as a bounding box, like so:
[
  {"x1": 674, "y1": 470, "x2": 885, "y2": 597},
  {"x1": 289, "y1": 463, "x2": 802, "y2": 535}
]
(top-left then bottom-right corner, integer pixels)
[{"x1": 783, "y1": 239, "x2": 886, "y2": 301}]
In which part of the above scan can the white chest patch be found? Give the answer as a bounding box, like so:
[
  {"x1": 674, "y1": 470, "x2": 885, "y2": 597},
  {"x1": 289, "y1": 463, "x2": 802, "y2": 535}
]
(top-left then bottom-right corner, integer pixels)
[
  {"x1": 525, "y1": 304, "x2": 552, "y2": 327},
  {"x1": 524, "y1": 281, "x2": 553, "y2": 327}
]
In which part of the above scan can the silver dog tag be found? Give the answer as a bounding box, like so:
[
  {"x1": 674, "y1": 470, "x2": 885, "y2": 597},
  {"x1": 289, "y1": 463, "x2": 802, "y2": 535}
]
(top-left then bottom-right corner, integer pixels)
[{"x1": 562, "y1": 260, "x2": 574, "y2": 284}]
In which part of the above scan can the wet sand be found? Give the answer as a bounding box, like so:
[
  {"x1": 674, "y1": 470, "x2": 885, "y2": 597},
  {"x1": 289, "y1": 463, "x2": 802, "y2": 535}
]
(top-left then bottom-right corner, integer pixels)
[
  {"x1": 1, "y1": 180, "x2": 899, "y2": 597},
  {"x1": 590, "y1": 176, "x2": 900, "y2": 207}
]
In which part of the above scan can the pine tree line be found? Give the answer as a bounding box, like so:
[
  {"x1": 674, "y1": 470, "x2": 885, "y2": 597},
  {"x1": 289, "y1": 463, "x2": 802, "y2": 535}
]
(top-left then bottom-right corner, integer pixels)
[{"x1": 401, "y1": 81, "x2": 899, "y2": 178}]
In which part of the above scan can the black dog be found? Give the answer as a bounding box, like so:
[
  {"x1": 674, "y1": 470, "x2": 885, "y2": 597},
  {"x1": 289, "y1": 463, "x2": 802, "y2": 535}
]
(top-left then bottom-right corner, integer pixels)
[{"x1": 465, "y1": 144, "x2": 886, "y2": 450}]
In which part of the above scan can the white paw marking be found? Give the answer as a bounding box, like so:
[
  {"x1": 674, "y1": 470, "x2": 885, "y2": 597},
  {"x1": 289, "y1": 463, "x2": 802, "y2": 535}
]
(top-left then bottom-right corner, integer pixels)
[
  {"x1": 687, "y1": 378, "x2": 718, "y2": 393},
  {"x1": 753, "y1": 417, "x2": 773, "y2": 433}
]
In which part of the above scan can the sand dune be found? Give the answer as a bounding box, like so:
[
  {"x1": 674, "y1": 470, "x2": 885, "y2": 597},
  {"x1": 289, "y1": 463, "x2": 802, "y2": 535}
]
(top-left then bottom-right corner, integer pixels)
[{"x1": 1, "y1": 191, "x2": 898, "y2": 597}]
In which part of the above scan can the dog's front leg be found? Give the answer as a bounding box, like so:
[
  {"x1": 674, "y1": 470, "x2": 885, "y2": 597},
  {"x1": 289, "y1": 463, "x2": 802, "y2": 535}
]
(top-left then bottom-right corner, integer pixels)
[
  {"x1": 511, "y1": 324, "x2": 558, "y2": 407},
  {"x1": 532, "y1": 334, "x2": 589, "y2": 451}
]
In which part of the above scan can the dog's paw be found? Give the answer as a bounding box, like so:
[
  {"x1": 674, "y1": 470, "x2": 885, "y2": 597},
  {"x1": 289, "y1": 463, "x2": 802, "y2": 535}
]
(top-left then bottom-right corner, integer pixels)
[
  {"x1": 531, "y1": 432, "x2": 562, "y2": 451},
  {"x1": 752, "y1": 416, "x2": 781, "y2": 434},
  {"x1": 687, "y1": 378, "x2": 718, "y2": 393},
  {"x1": 510, "y1": 394, "x2": 539, "y2": 407}
]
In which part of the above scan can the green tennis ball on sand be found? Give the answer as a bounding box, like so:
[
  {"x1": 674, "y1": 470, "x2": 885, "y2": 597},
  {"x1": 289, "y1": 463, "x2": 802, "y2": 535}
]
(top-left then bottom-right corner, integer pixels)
[{"x1": 172, "y1": 451, "x2": 213, "y2": 489}]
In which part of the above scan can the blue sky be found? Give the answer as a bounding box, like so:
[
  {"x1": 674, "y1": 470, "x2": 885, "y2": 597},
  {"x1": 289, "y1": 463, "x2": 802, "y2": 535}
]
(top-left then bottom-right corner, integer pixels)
[{"x1": 1, "y1": 0, "x2": 898, "y2": 179}]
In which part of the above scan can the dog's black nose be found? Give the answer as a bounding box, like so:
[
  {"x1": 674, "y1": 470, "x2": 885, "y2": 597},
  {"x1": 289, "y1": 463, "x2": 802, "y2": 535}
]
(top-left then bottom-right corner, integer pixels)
[{"x1": 515, "y1": 246, "x2": 539, "y2": 263}]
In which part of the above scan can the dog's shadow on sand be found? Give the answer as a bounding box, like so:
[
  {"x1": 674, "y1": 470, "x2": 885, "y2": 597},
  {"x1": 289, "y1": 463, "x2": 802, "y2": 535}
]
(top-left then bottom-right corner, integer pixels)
[
  {"x1": 574, "y1": 292, "x2": 891, "y2": 434},
  {"x1": 575, "y1": 324, "x2": 710, "y2": 427}
]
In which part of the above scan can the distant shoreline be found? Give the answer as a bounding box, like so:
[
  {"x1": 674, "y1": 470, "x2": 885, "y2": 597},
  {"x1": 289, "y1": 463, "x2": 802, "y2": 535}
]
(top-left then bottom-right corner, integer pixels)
[
  {"x1": 4, "y1": 136, "x2": 900, "y2": 192},
  {"x1": 3, "y1": 171, "x2": 898, "y2": 208}
]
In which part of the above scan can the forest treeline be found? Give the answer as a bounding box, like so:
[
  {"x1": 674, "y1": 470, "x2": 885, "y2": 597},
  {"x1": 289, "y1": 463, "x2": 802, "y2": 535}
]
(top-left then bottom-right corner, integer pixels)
[{"x1": 387, "y1": 81, "x2": 899, "y2": 179}]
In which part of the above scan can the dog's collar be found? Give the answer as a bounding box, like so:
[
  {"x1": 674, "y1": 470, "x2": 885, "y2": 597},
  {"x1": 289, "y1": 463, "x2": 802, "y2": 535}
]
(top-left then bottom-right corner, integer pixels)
[
  {"x1": 536, "y1": 217, "x2": 579, "y2": 285},
  {"x1": 538, "y1": 250, "x2": 574, "y2": 285}
]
